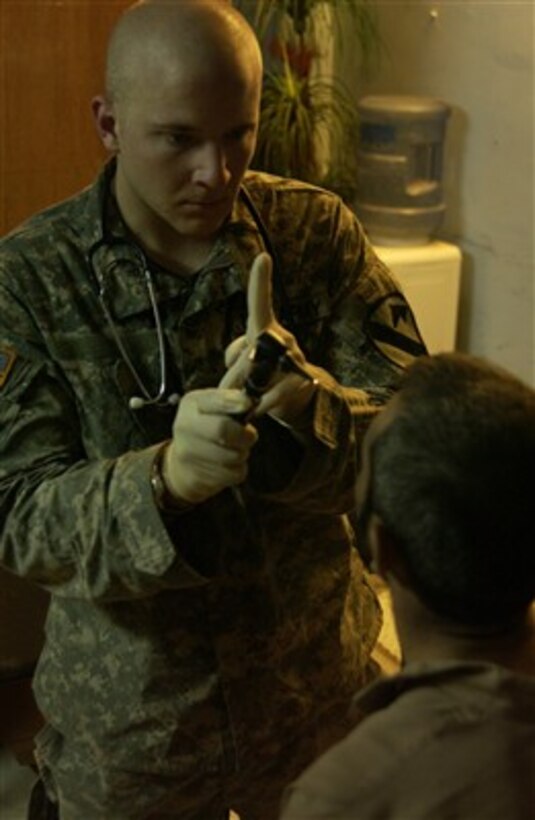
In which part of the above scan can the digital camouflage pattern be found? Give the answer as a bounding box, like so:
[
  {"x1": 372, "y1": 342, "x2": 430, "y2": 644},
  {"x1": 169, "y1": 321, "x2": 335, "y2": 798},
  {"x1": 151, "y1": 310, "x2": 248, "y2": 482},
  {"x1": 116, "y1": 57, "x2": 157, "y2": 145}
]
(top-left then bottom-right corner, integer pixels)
[{"x1": 0, "y1": 162, "x2": 425, "y2": 818}]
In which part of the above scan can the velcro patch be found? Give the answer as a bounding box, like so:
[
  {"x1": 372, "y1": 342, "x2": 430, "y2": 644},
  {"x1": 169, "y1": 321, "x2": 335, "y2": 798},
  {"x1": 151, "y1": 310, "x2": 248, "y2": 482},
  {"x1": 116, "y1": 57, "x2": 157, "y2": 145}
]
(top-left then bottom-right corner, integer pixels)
[
  {"x1": 0, "y1": 346, "x2": 17, "y2": 388},
  {"x1": 365, "y1": 292, "x2": 427, "y2": 369}
]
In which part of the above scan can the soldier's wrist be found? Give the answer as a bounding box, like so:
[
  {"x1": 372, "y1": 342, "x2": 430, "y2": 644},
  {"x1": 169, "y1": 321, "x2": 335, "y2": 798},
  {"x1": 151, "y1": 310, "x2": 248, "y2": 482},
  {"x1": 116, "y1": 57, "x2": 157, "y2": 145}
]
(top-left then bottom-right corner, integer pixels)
[{"x1": 151, "y1": 441, "x2": 195, "y2": 515}]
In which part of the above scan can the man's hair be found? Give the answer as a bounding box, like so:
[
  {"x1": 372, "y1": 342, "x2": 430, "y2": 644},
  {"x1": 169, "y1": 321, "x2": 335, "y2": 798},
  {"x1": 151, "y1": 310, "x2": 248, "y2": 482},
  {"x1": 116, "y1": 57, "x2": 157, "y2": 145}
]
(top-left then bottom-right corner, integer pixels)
[
  {"x1": 105, "y1": 0, "x2": 261, "y2": 106},
  {"x1": 371, "y1": 353, "x2": 535, "y2": 626}
]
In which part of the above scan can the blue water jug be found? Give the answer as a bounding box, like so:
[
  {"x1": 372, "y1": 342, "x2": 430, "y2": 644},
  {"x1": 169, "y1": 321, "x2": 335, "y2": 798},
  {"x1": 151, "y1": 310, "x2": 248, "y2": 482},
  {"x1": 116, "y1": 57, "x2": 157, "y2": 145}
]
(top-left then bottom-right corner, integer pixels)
[{"x1": 355, "y1": 95, "x2": 451, "y2": 245}]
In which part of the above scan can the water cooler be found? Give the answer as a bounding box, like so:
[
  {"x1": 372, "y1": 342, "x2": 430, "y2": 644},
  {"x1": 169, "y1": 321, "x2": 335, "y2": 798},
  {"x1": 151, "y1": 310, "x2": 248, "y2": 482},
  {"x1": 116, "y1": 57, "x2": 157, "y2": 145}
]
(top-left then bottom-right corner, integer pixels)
[
  {"x1": 355, "y1": 95, "x2": 462, "y2": 353},
  {"x1": 374, "y1": 242, "x2": 461, "y2": 354}
]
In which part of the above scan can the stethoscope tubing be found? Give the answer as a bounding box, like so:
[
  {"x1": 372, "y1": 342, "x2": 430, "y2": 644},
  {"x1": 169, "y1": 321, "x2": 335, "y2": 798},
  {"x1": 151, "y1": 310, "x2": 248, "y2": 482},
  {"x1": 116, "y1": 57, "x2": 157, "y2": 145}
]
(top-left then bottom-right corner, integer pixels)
[{"x1": 89, "y1": 184, "x2": 290, "y2": 409}]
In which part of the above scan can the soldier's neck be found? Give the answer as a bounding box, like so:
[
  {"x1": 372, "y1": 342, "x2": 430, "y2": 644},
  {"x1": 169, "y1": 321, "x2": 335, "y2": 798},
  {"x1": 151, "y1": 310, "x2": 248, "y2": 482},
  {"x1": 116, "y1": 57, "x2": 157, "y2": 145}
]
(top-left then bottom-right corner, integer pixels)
[{"x1": 112, "y1": 177, "x2": 216, "y2": 277}]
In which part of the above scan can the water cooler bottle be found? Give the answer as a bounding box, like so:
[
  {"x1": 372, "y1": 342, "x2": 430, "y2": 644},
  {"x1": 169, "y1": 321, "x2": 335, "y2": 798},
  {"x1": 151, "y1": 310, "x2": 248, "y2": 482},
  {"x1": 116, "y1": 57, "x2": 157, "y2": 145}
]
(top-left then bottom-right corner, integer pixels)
[{"x1": 355, "y1": 95, "x2": 462, "y2": 353}]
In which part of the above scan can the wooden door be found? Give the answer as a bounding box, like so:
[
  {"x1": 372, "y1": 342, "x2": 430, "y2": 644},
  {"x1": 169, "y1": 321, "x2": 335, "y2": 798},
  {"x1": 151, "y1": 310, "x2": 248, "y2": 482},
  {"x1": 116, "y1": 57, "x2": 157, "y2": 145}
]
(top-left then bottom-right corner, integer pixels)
[
  {"x1": 0, "y1": 0, "x2": 130, "y2": 235},
  {"x1": 0, "y1": 0, "x2": 130, "y2": 758}
]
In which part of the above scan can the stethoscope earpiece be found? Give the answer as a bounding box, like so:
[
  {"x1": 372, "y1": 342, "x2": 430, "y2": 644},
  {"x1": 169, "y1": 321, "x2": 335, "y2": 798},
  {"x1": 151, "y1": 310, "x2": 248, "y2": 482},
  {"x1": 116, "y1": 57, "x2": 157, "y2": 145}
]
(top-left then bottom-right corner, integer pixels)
[
  {"x1": 128, "y1": 396, "x2": 146, "y2": 411},
  {"x1": 129, "y1": 393, "x2": 180, "y2": 411}
]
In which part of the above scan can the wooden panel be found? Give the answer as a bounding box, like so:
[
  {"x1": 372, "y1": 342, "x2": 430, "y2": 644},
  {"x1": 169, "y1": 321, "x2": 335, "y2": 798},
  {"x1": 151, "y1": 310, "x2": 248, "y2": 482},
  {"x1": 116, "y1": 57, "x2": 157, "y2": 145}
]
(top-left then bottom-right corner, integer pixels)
[
  {"x1": 0, "y1": 0, "x2": 129, "y2": 234},
  {"x1": 0, "y1": 567, "x2": 48, "y2": 763},
  {"x1": 0, "y1": 566, "x2": 49, "y2": 678},
  {"x1": 0, "y1": 675, "x2": 44, "y2": 765},
  {"x1": 0, "y1": 0, "x2": 129, "y2": 711}
]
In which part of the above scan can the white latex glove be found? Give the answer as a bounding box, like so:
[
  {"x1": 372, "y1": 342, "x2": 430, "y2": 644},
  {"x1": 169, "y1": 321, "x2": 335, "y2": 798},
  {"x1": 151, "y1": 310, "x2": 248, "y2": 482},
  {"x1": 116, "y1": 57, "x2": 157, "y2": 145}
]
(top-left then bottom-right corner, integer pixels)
[
  {"x1": 163, "y1": 389, "x2": 258, "y2": 504},
  {"x1": 220, "y1": 252, "x2": 318, "y2": 423}
]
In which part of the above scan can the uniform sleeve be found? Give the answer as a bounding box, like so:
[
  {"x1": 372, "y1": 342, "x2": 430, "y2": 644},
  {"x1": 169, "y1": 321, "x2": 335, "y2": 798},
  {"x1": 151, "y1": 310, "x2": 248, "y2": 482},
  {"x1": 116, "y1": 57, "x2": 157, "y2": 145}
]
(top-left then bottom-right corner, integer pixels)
[
  {"x1": 245, "y1": 196, "x2": 426, "y2": 514},
  {"x1": 0, "y1": 282, "x2": 210, "y2": 601}
]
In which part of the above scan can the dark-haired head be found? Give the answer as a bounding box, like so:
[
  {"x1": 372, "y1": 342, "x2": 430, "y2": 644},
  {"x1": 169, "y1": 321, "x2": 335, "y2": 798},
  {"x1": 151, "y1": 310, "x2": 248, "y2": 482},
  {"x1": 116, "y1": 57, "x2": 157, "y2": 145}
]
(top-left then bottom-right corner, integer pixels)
[{"x1": 357, "y1": 353, "x2": 535, "y2": 629}]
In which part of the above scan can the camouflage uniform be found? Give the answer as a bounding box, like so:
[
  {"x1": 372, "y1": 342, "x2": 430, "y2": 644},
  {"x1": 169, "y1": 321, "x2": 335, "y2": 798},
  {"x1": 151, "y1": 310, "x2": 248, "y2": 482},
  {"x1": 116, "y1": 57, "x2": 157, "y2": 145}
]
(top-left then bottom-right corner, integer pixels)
[{"x1": 0, "y1": 162, "x2": 424, "y2": 819}]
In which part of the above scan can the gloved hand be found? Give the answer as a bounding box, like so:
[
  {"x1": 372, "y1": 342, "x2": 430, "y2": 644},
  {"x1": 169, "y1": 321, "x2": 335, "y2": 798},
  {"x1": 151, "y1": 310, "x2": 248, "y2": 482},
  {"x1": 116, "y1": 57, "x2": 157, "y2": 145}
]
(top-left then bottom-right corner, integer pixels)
[
  {"x1": 163, "y1": 389, "x2": 259, "y2": 504},
  {"x1": 220, "y1": 252, "x2": 318, "y2": 424}
]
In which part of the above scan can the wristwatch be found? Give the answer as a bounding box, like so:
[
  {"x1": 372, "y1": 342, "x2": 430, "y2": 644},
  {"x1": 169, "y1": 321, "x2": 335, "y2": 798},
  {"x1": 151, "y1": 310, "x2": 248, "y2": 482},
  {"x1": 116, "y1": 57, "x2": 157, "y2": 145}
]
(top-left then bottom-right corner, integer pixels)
[{"x1": 150, "y1": 442, "x2": 193, "y2": 515}]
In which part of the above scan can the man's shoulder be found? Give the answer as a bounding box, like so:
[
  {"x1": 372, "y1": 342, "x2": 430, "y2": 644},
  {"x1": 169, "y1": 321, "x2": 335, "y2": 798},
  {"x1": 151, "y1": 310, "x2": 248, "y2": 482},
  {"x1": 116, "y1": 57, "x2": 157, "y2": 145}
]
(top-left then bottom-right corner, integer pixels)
[
  {"x1": 284, "y1": 662, "x2": 535, "y2": 819},
  {"x1": 243, "y1": 169, "x2": 343, "y2": 213},
  {"x1": 241, "y1": 170, "x2": 359, "y2": 251},
  {"x1": 1, "y1": 182, "x2": 97, "y2": 259}
]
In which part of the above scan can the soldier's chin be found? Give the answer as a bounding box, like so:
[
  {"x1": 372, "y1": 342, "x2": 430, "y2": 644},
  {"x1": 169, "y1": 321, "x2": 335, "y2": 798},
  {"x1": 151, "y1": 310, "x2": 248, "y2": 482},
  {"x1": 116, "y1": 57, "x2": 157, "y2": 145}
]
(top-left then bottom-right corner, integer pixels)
[{"x1": 173, "y1": 212, "x2": 227, "y2": 240}]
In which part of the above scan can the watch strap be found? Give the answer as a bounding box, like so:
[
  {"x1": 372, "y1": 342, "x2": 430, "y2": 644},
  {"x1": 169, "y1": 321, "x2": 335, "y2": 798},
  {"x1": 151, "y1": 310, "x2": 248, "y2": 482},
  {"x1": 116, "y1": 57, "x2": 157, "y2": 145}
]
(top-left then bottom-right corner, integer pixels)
[{"x1": 150, "y1": 441, "x2": 194, "y2": 515}]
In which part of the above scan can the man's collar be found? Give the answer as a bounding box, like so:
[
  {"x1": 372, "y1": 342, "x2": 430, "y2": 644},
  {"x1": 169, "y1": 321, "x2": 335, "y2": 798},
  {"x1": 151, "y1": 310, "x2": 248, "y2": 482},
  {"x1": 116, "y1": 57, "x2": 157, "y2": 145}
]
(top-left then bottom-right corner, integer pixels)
[
  {"x1": 79, "y1": 157, "x2": 119, "y2": 251},
  {"x1": 351, "y1": 658, "x2": 534, "y2": 720}
]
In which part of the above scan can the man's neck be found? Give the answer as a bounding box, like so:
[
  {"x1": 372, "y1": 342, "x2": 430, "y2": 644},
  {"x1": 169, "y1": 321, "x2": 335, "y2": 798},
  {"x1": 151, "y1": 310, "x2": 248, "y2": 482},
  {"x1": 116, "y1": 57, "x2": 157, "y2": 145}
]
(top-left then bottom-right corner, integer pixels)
[
  {"x1": 138, "y1": 234, "x2": 215, "y2": 277},
  {"x1": 391, "y1": 582, "x2": 535, "y2": 676},
  {"x1": 112, "y1": 174, "x2": 216, "y2": 277}
]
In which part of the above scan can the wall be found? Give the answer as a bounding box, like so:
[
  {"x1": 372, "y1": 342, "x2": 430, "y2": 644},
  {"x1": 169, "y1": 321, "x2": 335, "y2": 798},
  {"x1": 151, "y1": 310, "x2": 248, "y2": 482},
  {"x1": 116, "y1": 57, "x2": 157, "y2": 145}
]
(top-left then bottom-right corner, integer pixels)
[{"x1": 340, "y1": 0, "x2": 534, "y2": 383}]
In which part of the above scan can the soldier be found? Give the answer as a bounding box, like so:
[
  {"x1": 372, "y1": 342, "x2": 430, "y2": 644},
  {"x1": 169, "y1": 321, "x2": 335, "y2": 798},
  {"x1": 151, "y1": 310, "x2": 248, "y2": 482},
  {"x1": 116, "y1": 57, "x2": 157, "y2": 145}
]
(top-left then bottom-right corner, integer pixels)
[
  {"x1": 0, "y1": 1, "x2": 425, "y2": 818},
  {"x1": 282, "y1": 353, "x2": 535, "y2": 820}
]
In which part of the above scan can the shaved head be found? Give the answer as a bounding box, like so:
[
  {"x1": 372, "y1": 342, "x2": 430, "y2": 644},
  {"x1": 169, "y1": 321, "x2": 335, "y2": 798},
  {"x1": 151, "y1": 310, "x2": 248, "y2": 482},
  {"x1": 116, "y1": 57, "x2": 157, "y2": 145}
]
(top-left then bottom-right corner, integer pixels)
[
  {"x1": 93, "y1": 0, "x2": 262, "y2": 255},
  {"x1": 106, "y1": 0, "x2": 262, "y2": 107}
]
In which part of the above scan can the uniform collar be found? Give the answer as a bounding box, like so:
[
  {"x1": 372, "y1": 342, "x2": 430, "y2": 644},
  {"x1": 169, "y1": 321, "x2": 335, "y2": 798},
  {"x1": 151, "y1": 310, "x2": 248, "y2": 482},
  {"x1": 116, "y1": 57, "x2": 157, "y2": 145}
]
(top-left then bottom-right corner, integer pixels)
[
  {"x1": 351, "y1": 659, "x2": 535, "y2": 719},
  {"x1": 87, "y1": 162, "x2": 264, "y2": 321}
]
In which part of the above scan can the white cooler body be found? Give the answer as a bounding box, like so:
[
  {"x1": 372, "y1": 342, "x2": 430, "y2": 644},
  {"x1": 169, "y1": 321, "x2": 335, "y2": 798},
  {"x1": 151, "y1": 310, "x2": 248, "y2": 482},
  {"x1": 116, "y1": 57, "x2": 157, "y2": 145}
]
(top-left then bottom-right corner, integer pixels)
[{"x1": 374, "y1": 240, "x2": 462, "y2": 354}]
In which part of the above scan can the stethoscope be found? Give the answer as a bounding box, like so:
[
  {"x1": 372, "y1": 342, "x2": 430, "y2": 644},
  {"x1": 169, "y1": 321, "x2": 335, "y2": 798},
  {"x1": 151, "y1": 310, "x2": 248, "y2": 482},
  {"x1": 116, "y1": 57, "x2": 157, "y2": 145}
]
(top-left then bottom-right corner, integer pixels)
[{"x1": 89, "y1": 184, "x2": 291, "y2": 411}]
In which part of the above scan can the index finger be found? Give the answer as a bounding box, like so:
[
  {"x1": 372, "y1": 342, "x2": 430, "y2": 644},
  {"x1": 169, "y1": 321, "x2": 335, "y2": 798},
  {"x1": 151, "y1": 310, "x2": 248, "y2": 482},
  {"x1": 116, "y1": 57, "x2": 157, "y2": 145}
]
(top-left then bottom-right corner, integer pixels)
[
  {"x1": 246, "y1": 252, "x2": 275, "y2": 340},
  {"x1": 194, "y1": 388, "x2": 252, "y2": 416}
]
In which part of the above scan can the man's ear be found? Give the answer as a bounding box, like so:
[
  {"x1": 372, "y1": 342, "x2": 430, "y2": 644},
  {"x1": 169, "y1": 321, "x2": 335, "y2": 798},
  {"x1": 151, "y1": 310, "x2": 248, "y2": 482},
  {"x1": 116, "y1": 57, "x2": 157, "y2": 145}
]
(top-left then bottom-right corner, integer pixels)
[
  {"x1": 371, "y1": 516, "x2": 412, "y2": 588},
  {"x1": 91, "y1": 95, "x2": 120, "y2": 153}
]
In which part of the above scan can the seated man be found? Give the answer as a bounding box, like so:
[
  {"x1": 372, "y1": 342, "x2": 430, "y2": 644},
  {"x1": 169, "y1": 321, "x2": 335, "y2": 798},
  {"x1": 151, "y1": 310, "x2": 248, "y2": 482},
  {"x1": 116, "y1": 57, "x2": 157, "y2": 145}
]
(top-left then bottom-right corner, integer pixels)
[{"x1": 282, "y1": 352, "x2": 535, "y2": 820}]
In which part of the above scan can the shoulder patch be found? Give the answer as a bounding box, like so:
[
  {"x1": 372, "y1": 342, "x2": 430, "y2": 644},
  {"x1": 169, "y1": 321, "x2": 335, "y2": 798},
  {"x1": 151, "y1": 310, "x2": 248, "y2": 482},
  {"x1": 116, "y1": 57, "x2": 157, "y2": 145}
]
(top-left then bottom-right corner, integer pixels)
[
  {"x1": 0, "y1": 346, "x2": 17, "y2": 388},
  {"x1": 365, "y1": 292, "x2": 427, "y2": 369}
]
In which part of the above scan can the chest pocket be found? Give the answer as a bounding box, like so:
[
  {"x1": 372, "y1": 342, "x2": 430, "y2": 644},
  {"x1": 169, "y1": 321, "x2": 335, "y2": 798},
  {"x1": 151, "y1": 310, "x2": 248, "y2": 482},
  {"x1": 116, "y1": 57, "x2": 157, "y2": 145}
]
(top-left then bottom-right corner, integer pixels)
[{"x1": 49, "y1": 329, "x2": 172, "y2": 457}]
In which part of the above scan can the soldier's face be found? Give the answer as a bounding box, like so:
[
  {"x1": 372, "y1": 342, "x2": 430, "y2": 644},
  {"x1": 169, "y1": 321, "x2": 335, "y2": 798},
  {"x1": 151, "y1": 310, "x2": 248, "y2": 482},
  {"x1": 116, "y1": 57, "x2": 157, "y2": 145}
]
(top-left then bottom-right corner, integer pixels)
[{"x1": 111, "y1": 59, "x2": 260, "y2": 241}]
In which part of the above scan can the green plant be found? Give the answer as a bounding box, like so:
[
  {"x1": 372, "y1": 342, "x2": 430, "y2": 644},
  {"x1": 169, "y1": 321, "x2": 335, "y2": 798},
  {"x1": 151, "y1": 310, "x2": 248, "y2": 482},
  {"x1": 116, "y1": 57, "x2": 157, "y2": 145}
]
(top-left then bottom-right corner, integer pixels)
[{"x1": 235, "y1": 0, "x2": 381, "y2": 199}]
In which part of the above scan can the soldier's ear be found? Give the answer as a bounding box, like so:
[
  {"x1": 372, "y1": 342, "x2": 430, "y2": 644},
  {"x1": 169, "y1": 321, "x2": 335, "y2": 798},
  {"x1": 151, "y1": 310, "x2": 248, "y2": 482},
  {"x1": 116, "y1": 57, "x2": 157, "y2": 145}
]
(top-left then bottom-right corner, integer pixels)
[
  {"x1": 373, "y1": 518, "x2": 412, "y2": 588},
  {"x1": 91, "y1": 95, "x2": 120, "y2": 153}
]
